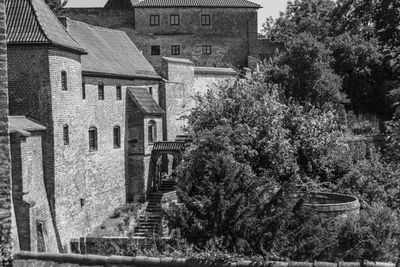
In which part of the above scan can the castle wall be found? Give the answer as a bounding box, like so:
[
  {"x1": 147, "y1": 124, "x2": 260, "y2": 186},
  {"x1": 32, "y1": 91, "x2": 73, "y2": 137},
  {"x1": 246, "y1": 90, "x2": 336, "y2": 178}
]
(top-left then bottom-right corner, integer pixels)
[
  {"x1": 0, "y1": 0, "x2": 12, "y2": 260},
  {"x1": 11, "y1": 132, "x2": 59, "y2": 253},
  {"x1": 64, "y1": 7, "x2": 268, "y2": 70}
]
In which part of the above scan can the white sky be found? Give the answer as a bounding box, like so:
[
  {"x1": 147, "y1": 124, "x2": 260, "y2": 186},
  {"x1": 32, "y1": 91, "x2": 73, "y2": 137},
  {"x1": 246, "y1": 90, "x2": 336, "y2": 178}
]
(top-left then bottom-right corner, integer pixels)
[{"x1": 65, "y1": 0, "x2": 288, "y2": 32}]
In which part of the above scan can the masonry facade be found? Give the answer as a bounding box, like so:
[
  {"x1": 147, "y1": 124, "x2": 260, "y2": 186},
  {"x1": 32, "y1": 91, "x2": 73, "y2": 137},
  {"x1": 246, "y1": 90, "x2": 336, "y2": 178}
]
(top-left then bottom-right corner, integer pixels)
[{"x1": 64, "y1": 0, "x2": 282, "y2": 71}]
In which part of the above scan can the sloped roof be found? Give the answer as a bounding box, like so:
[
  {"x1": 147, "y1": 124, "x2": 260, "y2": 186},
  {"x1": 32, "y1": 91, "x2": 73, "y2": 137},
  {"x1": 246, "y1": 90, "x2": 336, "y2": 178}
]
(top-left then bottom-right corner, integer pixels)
[
  {"x1": 6, "y1": 0, "x2": 86, "y2": 54},
  {"x1": 9, "y1": 116, "x2": 46, "y2": 136},
  {"x1": 152, "y1": 142, "x2": 185, "y2": 152},
  {"x1": 64, "y1": 0, "x2": 108, "y2": 8},
  {"x1": 67, "y1": 20, "x2": 160, "y2": 79},
  {"x1": 128, "y1": 87, "x2": 165, "y2": 115},
  {"x1": 194, "y1": 67, "x2": 237, "y2": 75},
  {"x1": 133, "y1": 0, "x2": 261, "y2": 8}
]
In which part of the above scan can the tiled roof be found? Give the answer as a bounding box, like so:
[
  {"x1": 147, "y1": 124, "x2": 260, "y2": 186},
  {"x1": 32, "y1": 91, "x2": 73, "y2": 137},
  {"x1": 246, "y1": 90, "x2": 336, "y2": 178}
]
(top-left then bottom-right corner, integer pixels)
[
  {"x1": 9, "y1": 116, "x2": 46, "y2": 136},
  {"x1": 128, "y1": 87, "x2": 165, "y2": 115},
  {"x1": 194, "y1": 67, "x2": 237, "y2": 75},
  {"x1": 68, "y1": 20, "x2": 160, "y2": 79},
  {"x1": 162, "y1": 57, "x2": 194, "y2": 65},
  {"x1": 133, "y1": 0, "x2": 261, "y2": 8},
  {"x1": 152, "y1": 142, "x2": 185, "y2": 152},
  {"x1": 6, "y1": 0, "x2": 86, "y2": 54}
]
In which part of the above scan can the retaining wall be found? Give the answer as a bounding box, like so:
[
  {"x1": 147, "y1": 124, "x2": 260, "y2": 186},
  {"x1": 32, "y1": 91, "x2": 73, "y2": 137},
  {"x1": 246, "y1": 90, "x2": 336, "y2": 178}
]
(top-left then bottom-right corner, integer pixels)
[{"x1": 13, "y1": 251, "x2": 398, "y2": 267}]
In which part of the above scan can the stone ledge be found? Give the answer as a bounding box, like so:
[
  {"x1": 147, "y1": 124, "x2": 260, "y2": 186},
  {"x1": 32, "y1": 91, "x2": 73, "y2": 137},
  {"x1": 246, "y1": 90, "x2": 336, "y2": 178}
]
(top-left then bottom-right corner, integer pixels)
[{"x1": 14, "y1": 251, "x2": 397, "y2": 267}]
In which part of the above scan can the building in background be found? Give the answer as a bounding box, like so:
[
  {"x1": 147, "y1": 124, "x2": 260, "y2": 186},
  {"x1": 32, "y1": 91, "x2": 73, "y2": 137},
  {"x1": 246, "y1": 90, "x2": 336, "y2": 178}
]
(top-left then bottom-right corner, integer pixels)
[{"x1": 64, "y1": 0, "x2": 282, "y2": 72}]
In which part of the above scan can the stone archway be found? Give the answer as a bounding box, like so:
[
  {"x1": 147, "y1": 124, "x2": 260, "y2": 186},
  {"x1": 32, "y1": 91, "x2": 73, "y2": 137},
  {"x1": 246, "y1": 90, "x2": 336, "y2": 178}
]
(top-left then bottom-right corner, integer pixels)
[{"x1": 147, "y1": 142, "x2": 185, "y2": 195}]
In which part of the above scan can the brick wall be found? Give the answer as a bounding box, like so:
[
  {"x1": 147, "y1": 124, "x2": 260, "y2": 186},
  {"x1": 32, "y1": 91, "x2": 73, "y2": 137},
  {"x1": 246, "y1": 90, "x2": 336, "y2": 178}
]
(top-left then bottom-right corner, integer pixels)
[
  {"x1": 0, "y1": 0, "x2": 13, "y2": 261},
  {"x1": 10, "y1": 132, "x2": 59, "y2": 253}
]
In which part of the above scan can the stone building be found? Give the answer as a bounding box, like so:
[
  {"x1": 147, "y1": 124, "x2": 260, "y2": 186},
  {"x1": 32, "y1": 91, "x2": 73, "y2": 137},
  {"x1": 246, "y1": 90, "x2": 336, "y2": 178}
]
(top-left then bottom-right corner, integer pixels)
[
  {"x1": 9, "y1": 116, "x2": 58, "y2": 253},
  {"x1": 64, "y1": 0, "x2": 282, "y2": 71},
  {"x1": 6, "y1": 0, "x2": 161, "y2": 250}
]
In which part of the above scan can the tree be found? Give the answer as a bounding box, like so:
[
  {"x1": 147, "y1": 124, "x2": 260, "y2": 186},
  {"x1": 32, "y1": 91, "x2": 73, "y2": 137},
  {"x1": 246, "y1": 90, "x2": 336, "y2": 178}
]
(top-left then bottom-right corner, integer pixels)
[
  {"x1": 262, "y1": 0, "x2": 336, "y2": 42},
  {"x1": 44, "y1": 0, "x2": 68, "y2": 16},
  {"x1": 264, "y1": 33, "x2": 345, "y2": 107}
]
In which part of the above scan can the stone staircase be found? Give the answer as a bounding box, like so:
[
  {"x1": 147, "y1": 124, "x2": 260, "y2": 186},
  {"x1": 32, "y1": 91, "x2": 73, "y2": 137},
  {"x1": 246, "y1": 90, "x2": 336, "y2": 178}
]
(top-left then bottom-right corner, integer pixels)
[{"x1": 133, "y1": 179, "x2": 176, "y2": 238}]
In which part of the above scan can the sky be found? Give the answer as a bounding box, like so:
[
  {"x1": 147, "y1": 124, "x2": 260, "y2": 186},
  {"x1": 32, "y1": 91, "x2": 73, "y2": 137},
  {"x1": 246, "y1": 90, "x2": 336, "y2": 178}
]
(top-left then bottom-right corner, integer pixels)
[{"x1": 65, "y1": 0, "x2": 288, "y2": 32}]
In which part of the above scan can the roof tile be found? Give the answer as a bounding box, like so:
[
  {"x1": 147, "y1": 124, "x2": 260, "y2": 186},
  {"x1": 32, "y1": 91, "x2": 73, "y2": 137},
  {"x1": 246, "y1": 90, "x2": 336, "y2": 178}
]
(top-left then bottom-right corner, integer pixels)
[
  {"x1": 128, "y1": 87, "x2": 165, "y2": 115},
  {"x1": 6, "y1": 0, "x2": 85, "y2": 54},
  {"x1": 68, "y1": 20, "x2": 159, "y2": 79},
  {"x1": 133, "y1": 0, "x2": 261, "y2": 8}
]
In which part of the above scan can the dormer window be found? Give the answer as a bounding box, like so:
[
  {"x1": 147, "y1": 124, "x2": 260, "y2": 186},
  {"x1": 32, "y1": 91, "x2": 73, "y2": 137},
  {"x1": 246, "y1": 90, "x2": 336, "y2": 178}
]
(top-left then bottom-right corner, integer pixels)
[{"x1": 61, "y1": 71, "x2": 67, "y2": 91}]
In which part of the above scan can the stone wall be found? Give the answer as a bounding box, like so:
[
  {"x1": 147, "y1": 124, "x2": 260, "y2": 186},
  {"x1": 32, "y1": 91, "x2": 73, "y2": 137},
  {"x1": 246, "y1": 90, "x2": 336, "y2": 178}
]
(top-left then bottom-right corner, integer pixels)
[
  {"x1": 64, "y1": 6, "x2": 279, "y2": 70},
  {"x1": 160, "y1": 58, "x2": 236, "y2": 142},
  {"x1": 10, "y1": 132, "x2": 59, "y2": 253},
  {"x1": 7, "y1": 43, "x2": 161, "y2": 251},
  {"x1": 12, "y1": 252, "x2": 397, "y2": 267},
  {"x1": 0, "y1": 0, "x2": 12, "y2": 262}
]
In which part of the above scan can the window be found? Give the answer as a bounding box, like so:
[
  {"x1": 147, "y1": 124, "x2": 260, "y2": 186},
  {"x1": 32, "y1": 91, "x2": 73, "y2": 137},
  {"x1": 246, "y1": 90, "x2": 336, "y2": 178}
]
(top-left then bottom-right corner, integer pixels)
[
  {"x1": 201, "y1": 14, "x2": 211, "y2": 25},
  {"x1": 151, "y1": 45, "x2": 160, "y2": 55},
  {"x1": 80, "y1": 198, "x2": 85, "y2": 208},
  {"x1": 170, "y1": 14, "x2": 180, "y2": 25},
  {"x1": 116, "y1": 85, "x2": 122, "y2": 100},
  {"x1": 171, "y1": 45, "x2": 180, "y2": 55},
  {"x1": 89, "y1": 127, "x2": 98, "y2": 151},
  {"x1": 63, "y1": 125, "x2": 69, "y2": 145},
  {"x1": 82, "y1": 82, "x2": 86, "y2": 99},
  {"x1": 61, "y1": 71, "x2": 67, "y2": 91},
  {"x1": 149, "y1": 87, "x2": 153, "y2": 95},
  {"x1": 150, "y1": 15, "x2": 160, "y2": 26},
  {"x1": 98, "y1": 83, "x2": 104, "y2": 100},
  {"x1": 202, "y1": 45, "x2": 212, "y2": 54},
  {"x1": 36, "y1": 221, "x2": 47, "y2": 252},
  {"x1": 148, "y1": 120, "x2": 157, "y2": 144},
  {"x1": 113, "y1": 126, "x2": 121, "y2": 148}
]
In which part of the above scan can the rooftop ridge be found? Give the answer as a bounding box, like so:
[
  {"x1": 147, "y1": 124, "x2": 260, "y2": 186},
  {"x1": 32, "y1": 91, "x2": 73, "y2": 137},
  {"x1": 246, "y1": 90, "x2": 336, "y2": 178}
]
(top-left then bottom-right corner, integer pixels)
[{"x1": 133, "y1": 0, "x2": 261, "y2": 8}]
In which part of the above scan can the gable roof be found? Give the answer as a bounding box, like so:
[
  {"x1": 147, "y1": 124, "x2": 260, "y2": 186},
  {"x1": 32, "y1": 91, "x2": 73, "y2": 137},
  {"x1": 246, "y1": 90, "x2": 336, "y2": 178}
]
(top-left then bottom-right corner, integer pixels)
[
  {"x1": 128, "y1": 87, "x2": 165, "y2": 115},
  {"x1": 6, "y1": 0, "x2": 86, "y2": 54},
  {"x1": 9, "y1": 116, "x2": 46, "y2": 136},
  {"x1": 67, "y1": 20, "x2": 160, "y2": 79},
  {"x1": 133, "y1": 0, "x2": 261, "y2": 8}
]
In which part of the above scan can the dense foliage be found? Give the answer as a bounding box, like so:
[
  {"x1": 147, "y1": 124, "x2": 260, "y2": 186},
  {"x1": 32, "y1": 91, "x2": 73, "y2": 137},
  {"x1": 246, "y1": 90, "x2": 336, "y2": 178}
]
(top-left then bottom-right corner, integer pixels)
[
  {"x1": 164, "y1": 71, "x2": 400, "y2": 261},
  {"x1": 44, "y1": 0, "x2": 68, "y2": 15}
]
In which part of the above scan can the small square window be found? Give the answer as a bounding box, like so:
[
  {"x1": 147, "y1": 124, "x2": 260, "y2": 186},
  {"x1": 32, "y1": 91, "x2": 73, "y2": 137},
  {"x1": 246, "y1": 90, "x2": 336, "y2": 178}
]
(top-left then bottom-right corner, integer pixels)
[
  {"x1": 170, "y1": 14, "x2": 180, "y2": 25},
  {"x1": 201, "y1": 15, "x2": 211, "y2": 26},
  {"x1": 116, "y1": 85, "x2": 122, "y2": 100},
  {"x1": 98, "y1": 83, "x2": 104, "y2": 100},
  {"x1": 151, "y1": 45, "x2": 160, "y2": 55},
  {"x1": 202, "y1": 45, "x2": 212, "y2": 54},
  {"x1": 171, "y1": 45, "x2": 180, "y2": 55},
  {"x1": 150, "y1": 15, "x2": 160, "y2": 26}
]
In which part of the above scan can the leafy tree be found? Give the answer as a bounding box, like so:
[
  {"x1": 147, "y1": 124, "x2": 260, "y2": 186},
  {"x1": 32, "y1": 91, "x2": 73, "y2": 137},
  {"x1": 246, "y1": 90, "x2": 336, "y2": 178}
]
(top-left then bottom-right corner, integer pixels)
[
  {"x1": 44, "y1": 0, "x2": 68, "y2": 16},
  {"x1": 264, "y1": 33, "x2": 345, "y2": 107},
  {"x1": 262, "y1": 0, "x2": 336, "y2": 42}
]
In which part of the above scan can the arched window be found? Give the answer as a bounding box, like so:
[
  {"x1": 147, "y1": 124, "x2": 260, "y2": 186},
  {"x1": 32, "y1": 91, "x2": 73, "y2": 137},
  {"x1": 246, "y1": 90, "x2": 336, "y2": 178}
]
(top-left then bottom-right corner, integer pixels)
[
  {"x1": 148, "y1": 120, "x2": 157, "y2": 144},
  {"x1": 61, "y1": 71, "x2": 67, "y2": 91},
  {"x1": 63, "y1": 124, "x2": 69, "y2": 145},
  {"x1": 89, "y1": 127, "x2": 98, "y2": 151},
  {"x1": 113, "y1": 126, "x2": 121, "y2": 148}
]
